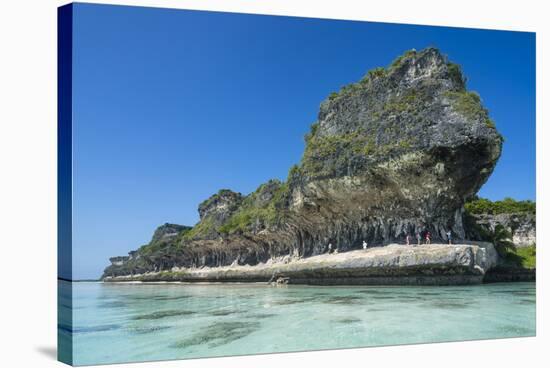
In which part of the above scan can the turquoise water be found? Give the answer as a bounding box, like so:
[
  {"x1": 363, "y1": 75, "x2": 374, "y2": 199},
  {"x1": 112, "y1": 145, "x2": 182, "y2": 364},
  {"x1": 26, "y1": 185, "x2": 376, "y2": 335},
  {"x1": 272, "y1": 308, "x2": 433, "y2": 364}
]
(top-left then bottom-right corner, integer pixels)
[{"x1": 60, "y1": 281, "x2": 536, "y2": 366}]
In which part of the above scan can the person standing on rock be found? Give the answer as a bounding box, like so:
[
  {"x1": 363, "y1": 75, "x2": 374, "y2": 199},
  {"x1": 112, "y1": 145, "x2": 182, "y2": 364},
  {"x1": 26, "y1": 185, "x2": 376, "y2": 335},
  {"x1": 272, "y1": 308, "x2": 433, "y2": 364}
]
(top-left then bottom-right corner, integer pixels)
[
  {"x1": 328, "y1": 243, "x2": 333, "y2": 254},
  {"x1": 446, "y1": 230, "x2": 452, "y2": 245},
  {"x1": 426, "y1": 231, "x2": 431, "y2": 245},
  {"x1": 416, "y1": 232, "x2": 421, "y2": 246},
  {"x1": 406, "y1": 234, "x2": 411, "y2": 246},
  {"x1": 363, "y1": 240, "x2": 368, "y2": 250}
]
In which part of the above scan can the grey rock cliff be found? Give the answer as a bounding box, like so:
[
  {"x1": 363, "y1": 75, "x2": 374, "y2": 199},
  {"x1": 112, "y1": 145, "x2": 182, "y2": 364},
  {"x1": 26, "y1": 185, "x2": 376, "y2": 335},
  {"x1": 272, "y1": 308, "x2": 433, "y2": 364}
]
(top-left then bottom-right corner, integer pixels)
[
  {"x1": 291, "y1": 48, "x2": 501, "y2": 244},
  {"x1": 151, "y1": 223, "x2": 191, "y2": 243},
  {"x1": 470, "y1": 213, "x2": 536, "y2": 247}
]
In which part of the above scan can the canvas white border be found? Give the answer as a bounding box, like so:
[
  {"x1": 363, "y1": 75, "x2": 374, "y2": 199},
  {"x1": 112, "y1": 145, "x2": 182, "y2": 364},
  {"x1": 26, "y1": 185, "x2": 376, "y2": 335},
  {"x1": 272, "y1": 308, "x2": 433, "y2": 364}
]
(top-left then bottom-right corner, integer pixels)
[{"x1": 0, "y1": 0, "x2": 547, "y2": 367}]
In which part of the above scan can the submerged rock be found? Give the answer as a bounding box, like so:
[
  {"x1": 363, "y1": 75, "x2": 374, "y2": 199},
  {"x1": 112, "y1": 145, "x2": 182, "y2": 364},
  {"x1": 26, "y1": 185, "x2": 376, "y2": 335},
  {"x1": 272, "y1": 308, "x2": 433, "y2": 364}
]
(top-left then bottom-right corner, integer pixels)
[{"x1": 102, "y1": 48, "x2": 504, "y2": 280}]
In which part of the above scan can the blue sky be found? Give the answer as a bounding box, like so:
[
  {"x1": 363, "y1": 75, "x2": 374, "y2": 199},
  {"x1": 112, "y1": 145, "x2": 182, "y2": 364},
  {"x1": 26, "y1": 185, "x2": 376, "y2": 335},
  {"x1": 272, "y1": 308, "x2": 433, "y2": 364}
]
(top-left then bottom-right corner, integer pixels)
[{"x1": 71, "y1": 3, "x2": 535, "y2": 279}]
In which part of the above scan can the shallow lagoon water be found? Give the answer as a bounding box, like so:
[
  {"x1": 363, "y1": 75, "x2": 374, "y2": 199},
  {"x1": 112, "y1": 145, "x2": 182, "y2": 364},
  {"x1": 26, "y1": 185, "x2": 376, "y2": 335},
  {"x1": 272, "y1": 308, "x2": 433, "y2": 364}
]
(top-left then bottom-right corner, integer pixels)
[{"x1": 60, "y1": 281, "x2": 535, "y2": 365}]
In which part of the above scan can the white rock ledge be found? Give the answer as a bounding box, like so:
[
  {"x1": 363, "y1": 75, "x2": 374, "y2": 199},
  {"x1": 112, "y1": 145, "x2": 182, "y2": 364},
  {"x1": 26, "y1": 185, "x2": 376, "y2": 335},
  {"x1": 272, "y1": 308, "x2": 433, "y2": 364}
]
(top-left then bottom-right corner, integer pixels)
[{"x1": 103, "y1": 242, "x2": 497, "y2": 286}]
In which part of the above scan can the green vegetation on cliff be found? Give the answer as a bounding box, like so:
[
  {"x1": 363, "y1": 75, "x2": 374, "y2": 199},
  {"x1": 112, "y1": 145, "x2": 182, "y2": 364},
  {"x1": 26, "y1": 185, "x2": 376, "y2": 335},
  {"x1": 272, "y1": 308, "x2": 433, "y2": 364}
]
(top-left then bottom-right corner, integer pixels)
[
  {"x1": 463, "y1": 198, "x2": 536, "y2": 270},
  {"x1": 141, "y1": 223, "x2": 192, "y2": 255},
  {"x1": 302, "y1": 130, "x2": 373, "y2": 175},
  {"x1": 483, "y1": 224, "x2": 515, "y2": 258},
  {"x1": 299, "y1": 47, "x2": 501, "y2": 180},
  {"x1": 301, "y1": 128, "x2": 415, "y2": 178},
  {"x1": 183, "y1": 218, "x2": 215, "y2": 240},
  {"x1": 514, "y1": 245, "x2": 536, "y2": 269},
  {"x1": 219, "y1": 180, "x2": 291, "y2": 234},
  {"x1": 328, "y1": 49, "x2": 415, "y2": 102},
  {"x1": 444, "y1": 90, "x2": 496, "y2": 128},
  {"x1": 389, "y1": 49, "x2": 418, "y2": 68},
  {"x1": 465, "y1": 197, "x2": 536, "y2": 215},
  {"x1": 446, "y1": 62, "x2": 465, "y2": 86},
  {"x1": 500, "y1": 245, "x2": 536, "y2": 269}
]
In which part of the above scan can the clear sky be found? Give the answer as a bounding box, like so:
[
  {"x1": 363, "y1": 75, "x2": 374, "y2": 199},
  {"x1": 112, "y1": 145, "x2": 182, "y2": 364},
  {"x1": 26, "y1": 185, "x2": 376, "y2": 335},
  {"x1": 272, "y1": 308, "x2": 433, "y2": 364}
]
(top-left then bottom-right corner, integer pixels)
[{"x1": 71, "y1": 3, "x2": 535, "y2": 280}]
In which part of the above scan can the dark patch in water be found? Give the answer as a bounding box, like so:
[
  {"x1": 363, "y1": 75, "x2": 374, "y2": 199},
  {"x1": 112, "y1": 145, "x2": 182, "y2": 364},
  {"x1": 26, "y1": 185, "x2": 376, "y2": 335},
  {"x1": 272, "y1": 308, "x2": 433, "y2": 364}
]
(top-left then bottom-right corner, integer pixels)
[
  {"x1": 431, "y1": 296, "x2": 464, "y2": 301},
  {"x1": 127, "y1": 325, "x2": 172, "y2": 334},
  {"x1": 494, "y1": 324, "x2": 534, "y2": 335},
  {"x1": 246, "y1": 313, "x2": 276, "y2": 319},
  {"x1": 126, "y1": 296, "x2": 154, "y2": 300},
  {"x1": 442, "y1": 289, "x2": 471, "y2": 293},
  {"x1": 517, "y1": 299, "x2": 536, "y2": 305},
  {"x1": 333, "y1": 317, "x2": 362, "y2": 324},
  {"x1": 172, "y1": 321, "x2": 260, "y2": 349},
  {"x1": 489, "y1": 290, "x2": 534, "y2": 296},
  {"x1": 133, "y1": 310, "x2": 196, "y2": 320},
  {"x1": 510, "y1": 292, "x2": 536, "y2": 297},
  {"x1": 397, "y1": 295, "x2": 424, "y2": 300},
  {"x1": 126, "y1": 295, "x2": 192, "y2": 301},
  {"x1": 416, "y1": 292, "x2": 442, "y2": 296},
  {"x1": 357, "y1": 290, "x2": 412, "y2": 299},
  {"x1": 76, "y1": 324, "x2": 121, "y2": 333},
  {"x1": 357, "y1": 289, "x2": 397, "y2": 295},
  {"x1": 153, "y1": 295, "x2": 192, "y2": 301},
  {"x1": 208, "y1": 309, "x2": 243, "y2": 316},
  {"x1": 271, "y1": 299, "x2": 304, "y2": 306},
  {"x1": 271, "y1": 297, "x2": 316, "y2": 305},
  {"x1": 98, "y1": 301, "x2": 127, "y2": 309},
  {"x1": 431, "y1": 301, "x2": 469, "y2": 309},
  {"x1": 323, "y1": 296, "x2": 364, "y2": 305},
  {"x1": 367, "y1": 295, "x2": 396, "y2": 300}
]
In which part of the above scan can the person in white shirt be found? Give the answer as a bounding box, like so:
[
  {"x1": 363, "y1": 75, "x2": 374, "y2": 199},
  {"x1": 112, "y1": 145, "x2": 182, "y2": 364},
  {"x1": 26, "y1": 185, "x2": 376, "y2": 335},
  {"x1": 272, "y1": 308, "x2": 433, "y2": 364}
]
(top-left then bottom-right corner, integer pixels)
[{"x1": 446, "y1": 230, "x2": 452, "y2": 245}]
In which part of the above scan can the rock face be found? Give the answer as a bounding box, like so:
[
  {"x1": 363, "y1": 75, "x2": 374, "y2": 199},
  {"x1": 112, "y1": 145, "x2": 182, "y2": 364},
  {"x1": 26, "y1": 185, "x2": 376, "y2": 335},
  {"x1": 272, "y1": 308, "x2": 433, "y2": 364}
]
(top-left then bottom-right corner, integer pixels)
[
  {"x1": 151, "y1": 223, "x2": 191, "y2": 243},
  {"x1": 109, "y1": 256, "x2": 128, "y2": 267},
  {"x1": 469, "y1": 213, "x2": 536, "y2": 247},
  {"x1": 102, "y1": 48, "x2": 503, "y2": 280},
  {"x1": 198, "y1": 190, "x2": 243, "y2": 226},
  {"x1": 292, "y1": 48, "x2": 501, "y2": 245}
]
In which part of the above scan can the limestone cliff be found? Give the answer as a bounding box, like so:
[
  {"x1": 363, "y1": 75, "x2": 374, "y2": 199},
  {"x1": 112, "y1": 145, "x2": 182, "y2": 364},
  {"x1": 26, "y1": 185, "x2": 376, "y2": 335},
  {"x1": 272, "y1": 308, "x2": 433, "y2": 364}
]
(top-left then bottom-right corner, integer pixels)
[
  {"x1": 468, "y1": 213, "x2": 535, "y2": 247},
  {"x1": 463, "y1": 197, "x2": 536, "y2": 248},
  {"x1": 102, "y1": 48, "x2": 504, "y2": 279}
]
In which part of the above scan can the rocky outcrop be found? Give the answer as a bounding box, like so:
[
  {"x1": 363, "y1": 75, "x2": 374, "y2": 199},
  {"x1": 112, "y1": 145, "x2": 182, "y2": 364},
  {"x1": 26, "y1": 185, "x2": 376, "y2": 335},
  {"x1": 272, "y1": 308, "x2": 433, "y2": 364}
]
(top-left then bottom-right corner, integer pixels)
[
  {"x1": 290, "y1": 48, "x2": 501, "y2": 245},
  {"x1": 198, "y1": 190, "x2": 243, "y2": 225},
  {"x1": 109, "y1": 256, "x2": 128, "y2": 267},
  {"x1": 151, "y1": 223, "x2": 191, "y2": 243},
  {"x1": 470, "y1": 213, "x2": 535, "y2": 247},
  {"x1": 103, "y1": 242, "x2": 498, "y2": 285},
  {"x1": 102, "y1": 48, "x2": 504, "y2": 281}
]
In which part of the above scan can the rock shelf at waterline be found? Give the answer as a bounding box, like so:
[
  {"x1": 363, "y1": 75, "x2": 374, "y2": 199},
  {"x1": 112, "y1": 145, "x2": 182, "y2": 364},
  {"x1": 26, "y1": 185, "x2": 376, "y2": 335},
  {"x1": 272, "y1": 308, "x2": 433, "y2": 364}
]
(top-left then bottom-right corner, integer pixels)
[{"x1": 103, "y1": 242, "x2": 499, "y2": 286}]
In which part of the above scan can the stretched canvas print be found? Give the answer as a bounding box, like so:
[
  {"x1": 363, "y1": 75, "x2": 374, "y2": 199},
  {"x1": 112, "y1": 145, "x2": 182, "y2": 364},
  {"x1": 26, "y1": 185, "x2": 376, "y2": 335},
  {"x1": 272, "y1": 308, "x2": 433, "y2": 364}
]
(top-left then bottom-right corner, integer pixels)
[{"x1": 58, "y1": 2, "x2": 536, "y2": 366}]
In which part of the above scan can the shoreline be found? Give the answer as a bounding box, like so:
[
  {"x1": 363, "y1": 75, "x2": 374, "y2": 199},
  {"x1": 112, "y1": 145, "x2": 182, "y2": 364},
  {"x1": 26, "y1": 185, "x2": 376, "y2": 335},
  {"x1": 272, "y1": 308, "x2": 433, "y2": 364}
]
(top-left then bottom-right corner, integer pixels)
[{"x1": 102, "y1": 242, "x2": 517, "y2": 286}]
